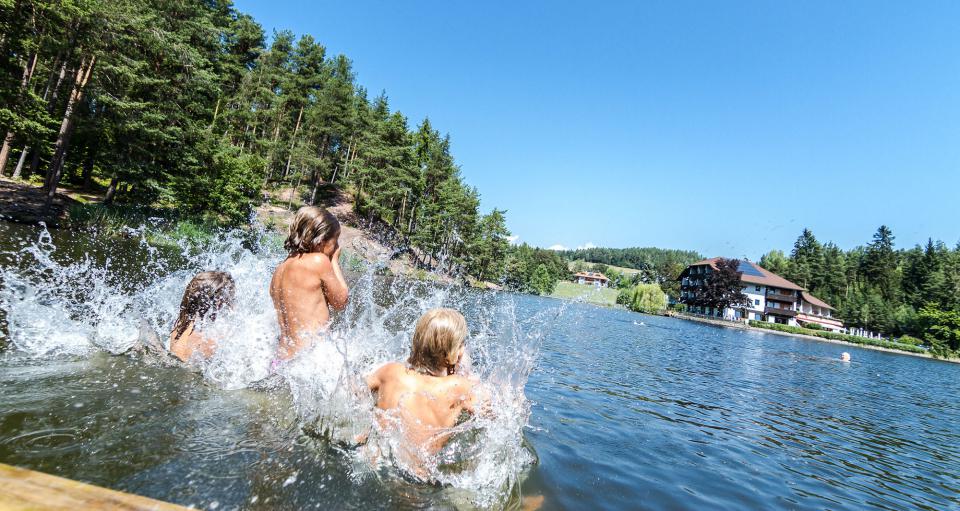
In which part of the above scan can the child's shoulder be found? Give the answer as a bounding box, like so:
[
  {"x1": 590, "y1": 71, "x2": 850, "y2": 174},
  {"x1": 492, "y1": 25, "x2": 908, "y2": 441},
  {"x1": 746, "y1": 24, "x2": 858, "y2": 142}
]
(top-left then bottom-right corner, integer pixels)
[
  {"x1": 286, "y1": 252, "x2": 331, "y2": 271},
  {"x1": 439, "y1": 373, "x2": 475, "y2": 394},
  {"x1": 376, "y1": 361, "x2": 407, "y2": 378}
]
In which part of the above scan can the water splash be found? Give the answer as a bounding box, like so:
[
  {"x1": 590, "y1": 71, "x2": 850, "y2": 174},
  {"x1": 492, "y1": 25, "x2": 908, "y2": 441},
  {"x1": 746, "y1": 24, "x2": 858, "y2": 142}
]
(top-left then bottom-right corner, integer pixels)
[{"x1": 0, "y1": 221, "x2": 549, "y2": 508}]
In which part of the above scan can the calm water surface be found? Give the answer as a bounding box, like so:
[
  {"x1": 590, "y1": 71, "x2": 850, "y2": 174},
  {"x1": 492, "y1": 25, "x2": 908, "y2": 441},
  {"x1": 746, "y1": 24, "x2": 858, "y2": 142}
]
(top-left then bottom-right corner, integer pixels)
[{"x1": 1, "y1": 222, "x2": 959, "y2": 510}]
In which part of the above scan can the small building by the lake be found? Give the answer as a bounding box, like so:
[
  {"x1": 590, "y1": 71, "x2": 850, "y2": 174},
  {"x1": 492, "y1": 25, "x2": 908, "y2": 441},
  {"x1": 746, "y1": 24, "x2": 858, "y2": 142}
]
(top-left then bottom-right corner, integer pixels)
[
  {"x1": 573, "y1": 271, "x2": 610, "y2": 288},
  {"x1": 678, "y1": 258, "x2": 844, "y2": 332}
]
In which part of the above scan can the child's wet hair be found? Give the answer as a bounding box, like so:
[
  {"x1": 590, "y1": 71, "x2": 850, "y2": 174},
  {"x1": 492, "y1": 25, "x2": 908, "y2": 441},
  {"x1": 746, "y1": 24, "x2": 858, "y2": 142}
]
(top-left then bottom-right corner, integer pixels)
[
  {"x1": 284, "y1": 206, "x2": 341, "y2": 256},
  {"x1": 171, "y1": 271, "x2": 236, "y2": 339},
  {"x1": 408, "y1": 308, "x2": 467, "y2": 374}
]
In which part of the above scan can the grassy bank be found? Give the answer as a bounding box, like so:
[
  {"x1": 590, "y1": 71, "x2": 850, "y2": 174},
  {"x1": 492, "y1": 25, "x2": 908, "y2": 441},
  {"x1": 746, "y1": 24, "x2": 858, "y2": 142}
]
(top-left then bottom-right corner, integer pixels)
[
  {"x1": 66, "y1": 203, "x2": 233, "y2": 249},
  {"x1": 748, "y1": 320, "x2": 927, "y2": 354},
  {"x1": 549, "y1": 281, "x2": 620, "y2": 306}
]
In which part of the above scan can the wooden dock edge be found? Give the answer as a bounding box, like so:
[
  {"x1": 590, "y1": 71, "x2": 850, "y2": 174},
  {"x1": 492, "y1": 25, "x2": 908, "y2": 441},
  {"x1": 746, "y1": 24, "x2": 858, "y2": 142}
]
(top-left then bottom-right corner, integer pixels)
[{"x1": 0, "y1": 463, "x2": 190, "y2": 511}]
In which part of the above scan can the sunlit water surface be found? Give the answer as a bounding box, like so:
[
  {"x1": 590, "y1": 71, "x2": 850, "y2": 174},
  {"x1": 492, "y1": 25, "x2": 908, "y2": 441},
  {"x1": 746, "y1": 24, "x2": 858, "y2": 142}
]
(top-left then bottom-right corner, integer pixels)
[{"x1": 1, "y1": 221, "x2": 959, "y2": 510}]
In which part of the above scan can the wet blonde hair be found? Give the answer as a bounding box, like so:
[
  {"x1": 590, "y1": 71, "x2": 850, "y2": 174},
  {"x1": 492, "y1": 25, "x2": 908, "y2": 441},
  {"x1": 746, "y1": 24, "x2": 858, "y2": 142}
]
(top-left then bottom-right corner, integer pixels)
[
  {"x1": 408, "y1": 308, "x2": 467, "y2": 374},
  {"x1": 284, "y1": 206, "x2": 340, "y2": 256},
  {"x1": 171, "y1": 271, "x2": 236, "y2": 339}
]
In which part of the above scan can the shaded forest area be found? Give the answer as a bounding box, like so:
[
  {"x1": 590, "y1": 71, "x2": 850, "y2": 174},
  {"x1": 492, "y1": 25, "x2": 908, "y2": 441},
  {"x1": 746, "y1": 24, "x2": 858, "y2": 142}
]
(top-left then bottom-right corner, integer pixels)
[{"x1": 0, "y1": 0, "x2": 515, "y2": 283}]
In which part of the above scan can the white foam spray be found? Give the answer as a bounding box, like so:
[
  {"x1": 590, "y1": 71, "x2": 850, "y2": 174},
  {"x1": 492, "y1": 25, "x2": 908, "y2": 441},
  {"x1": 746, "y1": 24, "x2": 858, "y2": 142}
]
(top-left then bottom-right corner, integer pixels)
[{"x1": 0, "y1": 221, "x2": 551, "y2": 508}]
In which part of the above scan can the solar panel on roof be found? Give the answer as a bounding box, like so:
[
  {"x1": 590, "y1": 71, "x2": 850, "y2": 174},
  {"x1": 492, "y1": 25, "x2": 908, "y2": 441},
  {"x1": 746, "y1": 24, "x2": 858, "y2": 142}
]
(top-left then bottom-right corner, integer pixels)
[{"x1": 738, "y1": 260, "x2": 765, "y2": 277}]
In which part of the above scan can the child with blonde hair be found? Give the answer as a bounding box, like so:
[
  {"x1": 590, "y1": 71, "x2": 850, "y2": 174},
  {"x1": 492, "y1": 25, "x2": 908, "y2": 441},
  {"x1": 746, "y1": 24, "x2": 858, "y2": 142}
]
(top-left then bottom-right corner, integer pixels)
[
  {"x1": 270, "y1": 206, "x2": 349, "y2": 363},
  {"x1": 366, "y1": 308, "x2": 488, "y2": 472}
]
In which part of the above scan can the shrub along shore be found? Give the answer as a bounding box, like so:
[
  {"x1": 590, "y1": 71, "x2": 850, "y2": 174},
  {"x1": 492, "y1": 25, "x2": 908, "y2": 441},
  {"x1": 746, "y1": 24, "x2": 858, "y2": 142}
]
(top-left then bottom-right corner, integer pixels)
[{"x1": 747, "y1": 320, "x2": 930, "y2": 355}]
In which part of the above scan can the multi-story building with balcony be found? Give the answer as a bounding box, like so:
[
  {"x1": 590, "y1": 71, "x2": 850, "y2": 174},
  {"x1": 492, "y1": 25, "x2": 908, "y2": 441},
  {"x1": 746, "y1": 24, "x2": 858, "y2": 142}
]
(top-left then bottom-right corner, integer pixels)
[{"x1": 678, "y1": 258, "x2": 844, "y2": 331}]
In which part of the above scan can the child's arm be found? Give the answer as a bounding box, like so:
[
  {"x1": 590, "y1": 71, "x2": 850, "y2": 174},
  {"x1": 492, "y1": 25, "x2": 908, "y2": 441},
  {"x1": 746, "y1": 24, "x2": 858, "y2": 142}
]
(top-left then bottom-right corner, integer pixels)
[
  {"x1": 318, "y1": 244, "x2": 349, "y2": 310},
  {"x1": 457, "y1": 378, "x2": 495, "y2": 417},
  {"x1": 366, "y1": 364, "x2": 383, "y2": 393}
]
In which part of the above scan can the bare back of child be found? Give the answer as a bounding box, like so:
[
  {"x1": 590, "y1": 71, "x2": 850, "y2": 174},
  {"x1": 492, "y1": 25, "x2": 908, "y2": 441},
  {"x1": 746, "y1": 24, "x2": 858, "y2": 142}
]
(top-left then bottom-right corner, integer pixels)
[
  {"x1": 365, "y1": 309, "x2": 545, "y2": 509},
  {"x1": 366, "y1": 309, "x2": 486, "y2": 473},
  {"x1": 270, "y1": 206, "x2": 349, "y2": 362}
]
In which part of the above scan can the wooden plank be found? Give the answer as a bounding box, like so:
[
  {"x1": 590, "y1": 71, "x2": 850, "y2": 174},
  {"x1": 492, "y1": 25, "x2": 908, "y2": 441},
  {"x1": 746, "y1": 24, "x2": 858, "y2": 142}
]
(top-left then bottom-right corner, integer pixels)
[{"x1": 0, "y1": 463, "x2": 190, "y2": 511}]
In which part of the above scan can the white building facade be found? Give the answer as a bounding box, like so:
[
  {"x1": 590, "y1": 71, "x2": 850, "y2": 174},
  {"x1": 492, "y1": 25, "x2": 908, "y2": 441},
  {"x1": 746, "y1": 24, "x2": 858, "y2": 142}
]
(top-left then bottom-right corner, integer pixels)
[{"x1": 679, "y1": 258, "x2": 842, "y2": 331}]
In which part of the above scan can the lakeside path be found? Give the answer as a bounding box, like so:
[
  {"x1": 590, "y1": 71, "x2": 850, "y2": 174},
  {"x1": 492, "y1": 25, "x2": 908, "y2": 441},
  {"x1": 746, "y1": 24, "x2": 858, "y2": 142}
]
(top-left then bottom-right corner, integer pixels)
[
  {"x1": 0, "y1": 177, "x2": 86, "y2": 225},
  {"x1": 668, "y1": 312, "x2": 960, "y2": 364}
]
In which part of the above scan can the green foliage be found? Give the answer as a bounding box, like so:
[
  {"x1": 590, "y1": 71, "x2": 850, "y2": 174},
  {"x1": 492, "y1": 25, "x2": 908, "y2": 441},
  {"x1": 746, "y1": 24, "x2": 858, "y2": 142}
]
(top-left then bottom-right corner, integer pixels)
[
  {"x1": 529, "y1": 264, "x2": 555, "y2": 295},
  {"x1": 557, "y1": 247, "x2": 700, "y2": 299},
  {"x1": 918, "y1": 306, "x2": 960, "y2": 357},
  {"x1": 175, "y1": 145, "x2": 264, "y2": 223},
  {"x1": 0, "y1": 0, "x2": 511, "y2": 282},
  {"x1": 748, "y1": 321, "x2": 927, "y2": 354},
  {"x1": 895, "y1": 335, "x2": 923, "y2": 346},
  {"x1": 502, "y1": 243, "x2": 569, "y2": 295},
  {"x1": 689, "y1": 258, "x2": 751, "y2": 311},
  {"x1": 617, "y1": 284, "x2": 667, "y2": 314},
  {"x1": 758, "y1": 249, "x2": 789, "y2": 276},
  {"x1": 768, "y1": 226, "x2": 960, "y2": 353}
]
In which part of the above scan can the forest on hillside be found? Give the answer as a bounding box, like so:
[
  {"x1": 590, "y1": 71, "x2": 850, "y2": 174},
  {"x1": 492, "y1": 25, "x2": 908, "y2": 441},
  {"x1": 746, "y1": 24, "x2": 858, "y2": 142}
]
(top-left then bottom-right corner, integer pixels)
[
  {"x1": 0, "y1": 0, "x2": 518, "y2": 283},
  {"x1": 760, "y1": 226, "x2": 960, "y2": 356},
  {"x1": 559, "y1": 247, "x2": 703, "y2": 298}
]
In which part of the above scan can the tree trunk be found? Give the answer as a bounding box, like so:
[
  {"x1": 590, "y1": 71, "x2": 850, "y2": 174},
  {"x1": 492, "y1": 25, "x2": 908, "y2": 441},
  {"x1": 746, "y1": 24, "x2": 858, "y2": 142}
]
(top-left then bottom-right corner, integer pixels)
[
  {"x1": 0, "y1": 133, "x2": 15, "y2": 176},
  {"x1": 332, "y1": 137, "x2": 353, "y2": 184},
  {"x1": 344, "y1": 144, "x2": 357, "y2": 181},
  {"x1": 11, "y1": 146, "x2": 30, "y2": 179},
  {"x1": 289, "y1": 172, "x2": 303, "y2": 211},
  {"x1": 261, "y1": 108, "x2": 284, "y2": 186},
  {"x1": 81, "y1": 144, "x2": 97, "y2": 190},
  {"x1": 0, "y1": 52, "x2": 39, "y2": 175},
  {"x1": 281, "y1": 105, "x2": 304, "y2": 180},
  {"x1": 103, "y1": 176, "x2": 119, "y2": 204},
  {"x1": 26, "y1": 58, "x2": 69, "y2": 179},
  {"x1": 45, "y1": 55, "x2": 96, "y2": 210},
  {"x1": 210, "y1": 96, "x2": 220, "y2": 130}
]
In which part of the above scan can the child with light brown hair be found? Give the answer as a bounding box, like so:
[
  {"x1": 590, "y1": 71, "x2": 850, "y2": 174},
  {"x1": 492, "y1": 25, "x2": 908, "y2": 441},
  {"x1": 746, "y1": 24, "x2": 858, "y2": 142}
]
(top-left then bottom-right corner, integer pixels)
[
  {"x1": 365, "y1": 308, "x2": 488, "y2": 471},
  {"x1": 270, "y1": 205, "x2": 349, "y2": 364},
  {"x1": 169, "y1": 271, "x2": 236, "y2": 362}
]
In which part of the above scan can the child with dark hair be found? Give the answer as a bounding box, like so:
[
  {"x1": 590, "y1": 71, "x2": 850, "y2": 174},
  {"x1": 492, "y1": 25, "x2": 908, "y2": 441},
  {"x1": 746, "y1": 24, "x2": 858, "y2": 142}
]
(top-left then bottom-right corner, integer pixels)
[
  {"x1": 169, "y1": 271, "x2": 236, "y2": 362},
  {"x1": 269, "y1": 206, "x2": 349, "y2": 363}
]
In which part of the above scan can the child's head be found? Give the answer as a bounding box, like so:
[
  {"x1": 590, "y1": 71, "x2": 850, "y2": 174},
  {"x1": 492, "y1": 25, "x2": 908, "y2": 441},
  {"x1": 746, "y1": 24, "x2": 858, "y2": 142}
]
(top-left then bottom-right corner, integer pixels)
[
  {"x1": 284, "y1": 206, "x2": 341, "y2": 256},
  {"x1": 172, "y1": 271, "x2": 236, "y2": 339},
  {"x1": 407, "y1": 308, "x2": 468, "y2": 375}
]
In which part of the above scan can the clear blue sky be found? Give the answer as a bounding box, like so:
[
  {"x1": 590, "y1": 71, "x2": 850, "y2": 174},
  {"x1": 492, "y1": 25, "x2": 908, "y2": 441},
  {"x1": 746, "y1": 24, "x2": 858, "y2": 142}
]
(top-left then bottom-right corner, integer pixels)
[{"x1": 235, "y1": 0, "x2": 960, "y2": 259}]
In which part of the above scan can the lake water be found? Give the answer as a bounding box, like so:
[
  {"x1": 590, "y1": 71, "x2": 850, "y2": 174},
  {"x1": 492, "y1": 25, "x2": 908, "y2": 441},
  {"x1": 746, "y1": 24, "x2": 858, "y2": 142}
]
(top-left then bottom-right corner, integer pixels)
[{"x1": 1, "y1": 221, "x2": 959, "y2": 510}]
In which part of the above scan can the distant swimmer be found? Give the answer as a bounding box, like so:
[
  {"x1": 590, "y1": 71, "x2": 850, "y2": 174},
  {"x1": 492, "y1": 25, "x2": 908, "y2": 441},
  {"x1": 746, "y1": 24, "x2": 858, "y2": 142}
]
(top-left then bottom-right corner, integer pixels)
[
  {"x1": 169, "y1": 271, "x2": 236, "y2": 362},
  {"x1": 840, "y1": 352, "x2": 851, "y2": 362}
]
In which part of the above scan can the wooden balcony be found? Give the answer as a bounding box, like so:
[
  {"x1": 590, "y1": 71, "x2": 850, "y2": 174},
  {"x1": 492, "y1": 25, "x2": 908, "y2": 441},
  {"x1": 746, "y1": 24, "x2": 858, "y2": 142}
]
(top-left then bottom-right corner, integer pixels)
[
  {"x1": 765, "y1": 306, "x2": 797, "y2": 317},
  {"x1": 766, "y1": 292, "x2": 798, "y2": 304}
]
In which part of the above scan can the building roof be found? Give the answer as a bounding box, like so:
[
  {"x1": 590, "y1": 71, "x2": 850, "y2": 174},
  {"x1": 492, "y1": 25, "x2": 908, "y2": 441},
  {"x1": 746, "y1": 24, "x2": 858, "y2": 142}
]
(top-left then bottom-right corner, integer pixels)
[
  {"x1": 801, "y1": 291, "x2": 835, "y2": 311},
  {"x1": 573, "y1": 271, "x2": 609, "y2": 281},
  {"x1": 687, "y1": 257, "x2": 805, "y2": 291}
]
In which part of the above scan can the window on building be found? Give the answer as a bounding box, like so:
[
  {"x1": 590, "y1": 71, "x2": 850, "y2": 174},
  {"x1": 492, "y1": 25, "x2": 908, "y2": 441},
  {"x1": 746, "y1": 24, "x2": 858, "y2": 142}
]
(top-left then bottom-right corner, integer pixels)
[
  {"x1": 755, "y1": 286, "x2": 761, "y2": 292},
  {"x1": 754, "y1": 299, "x2": 760, "y2": 305}
]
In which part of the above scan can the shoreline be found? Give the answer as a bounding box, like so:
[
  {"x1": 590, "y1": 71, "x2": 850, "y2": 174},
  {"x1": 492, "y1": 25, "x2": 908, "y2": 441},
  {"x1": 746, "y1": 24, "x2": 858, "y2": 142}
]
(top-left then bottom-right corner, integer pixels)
[{"x1": 668, "y1": 312, "x2": 960, "y2": 364}]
